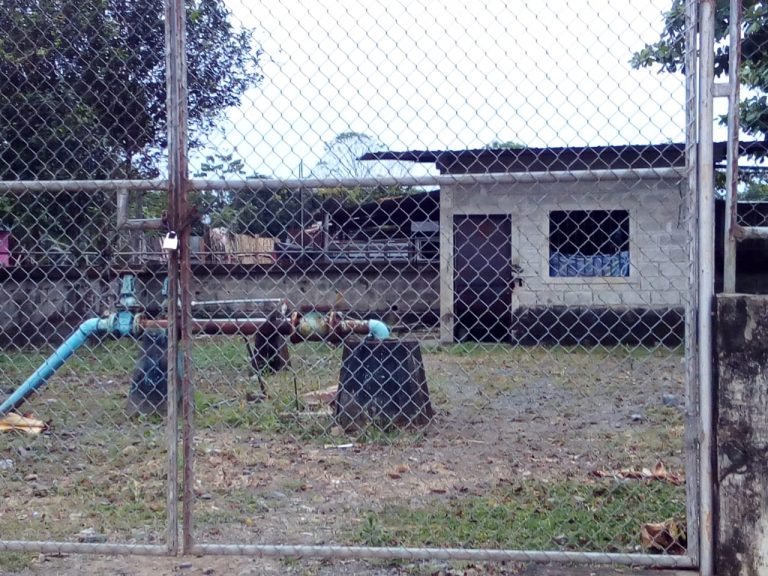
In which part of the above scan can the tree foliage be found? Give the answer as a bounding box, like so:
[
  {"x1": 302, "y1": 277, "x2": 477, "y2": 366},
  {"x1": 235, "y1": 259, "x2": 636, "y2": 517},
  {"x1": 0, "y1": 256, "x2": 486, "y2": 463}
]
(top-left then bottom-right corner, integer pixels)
[
  {"x1": 312, "y1": 131, "x2": 409, "y2": 212},
  {"x1": 0, "y1": 0, "x2": 262, "y2": 262},
  {"x1": 193, "y1": 132, "x2": 407, "y2": 243},
  {"x1": 0, "y1": 0, "x2": 262, "y2": 180},
  {"x1": 313, "y1": 131, "x2": 388, "y2": 181},
  {"x1": 193, "y1": 152, "x2": 321, "y2": 239},
  {"x1": 484, "y1": 139, "x2": 525, "y2": 149},
  {"x1": 632, "y1": 0, "x2": 768, "y2": 143}
]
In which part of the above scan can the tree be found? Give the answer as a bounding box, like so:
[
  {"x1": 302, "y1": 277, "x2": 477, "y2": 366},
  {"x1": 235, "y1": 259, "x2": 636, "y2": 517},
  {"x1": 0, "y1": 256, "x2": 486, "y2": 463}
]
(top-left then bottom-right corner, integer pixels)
[
  {"x1": 739, "y1": 171, "x2": 768, "y2": 199},
  {"x1": 193, "y1": 153, "x2": 321, "y2": 239},
  {"x1": 1, "y1": 0, "x2": 261, "y2": 180},
  {"x1": 631, "y1": 0, "x2": 768, "y2": 145},
  {"x1": 312, "y1": 131, "x2": 409, "y2": 209},
  {"x1": 228, "y1": 185, "x2": 321, "y2": 239},
  {"x1": 484, "y1": 140, "x2": 525, "y2": 149},
  {"x1": 0, "y1": 0, "x2": 262, "y2": 261},
  {"x1": 313, "y1": 132, "x2": 390, "y2": 181}
]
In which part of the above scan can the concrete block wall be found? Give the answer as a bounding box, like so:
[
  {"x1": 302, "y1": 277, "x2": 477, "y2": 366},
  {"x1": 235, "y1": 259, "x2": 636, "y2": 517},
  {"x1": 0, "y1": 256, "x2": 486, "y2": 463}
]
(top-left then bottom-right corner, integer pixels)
[
  {"x1": 0, "y1": 271, "x2": 108, "y2": 348},
  {"x1": 0, "y1": 265, "x2": 440, "y2": 349},
  {"x1": 188, "y1": 265, "x2": 439, "y2": 323},
  {"x1": 443, "y1": 176, "x2": 688, "y2": 313}
]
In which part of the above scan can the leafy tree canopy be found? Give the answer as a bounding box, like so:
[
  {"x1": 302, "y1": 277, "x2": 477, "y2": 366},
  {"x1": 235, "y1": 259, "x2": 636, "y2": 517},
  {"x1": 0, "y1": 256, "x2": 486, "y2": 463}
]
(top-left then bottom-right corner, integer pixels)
[
  {"x1": 0, "y1": 0, "x2": 262, "y2": 261},
  {"x1": 193, "y1": 151, "x2": 320, "y2": 239},
  {"x1": 313, "y1": 132, "x2": 388, "y2": 181},
  {"x1": 631, "y1": 0, "x2": 768, "y2": 144},
  {"x1": 0, "y1": 0, "x2": 262, "y2": 180},
  {"x1": 484, "y1": 139, "x2": 525, "y2": 149},
  {"x1": 312, "y1": 131, "x2": 409, "y2": 209}
]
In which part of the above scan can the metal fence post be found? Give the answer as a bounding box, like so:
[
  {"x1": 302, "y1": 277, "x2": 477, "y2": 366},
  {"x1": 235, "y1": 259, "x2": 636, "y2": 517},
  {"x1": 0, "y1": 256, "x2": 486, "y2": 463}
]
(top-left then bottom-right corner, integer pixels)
[
  {"x1": 697, "y1": 1, "x2": 717, "y2": 574},
  {"x1": 684, "y1": 0, "x2": 700, "y2": 564},
  {"x1": 723, "y1": 0, "x2": 742, "y2": 293},
  {"x1": 164, "y1": 0, "x2": 190, "y2": 556}
]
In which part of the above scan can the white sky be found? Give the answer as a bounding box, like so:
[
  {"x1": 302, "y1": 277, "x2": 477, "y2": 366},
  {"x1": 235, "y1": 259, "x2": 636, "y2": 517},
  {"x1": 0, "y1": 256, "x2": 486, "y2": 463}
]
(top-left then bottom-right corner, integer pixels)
[{"x1": 194, "y1": 0, "x2": 697, "y2": 179}]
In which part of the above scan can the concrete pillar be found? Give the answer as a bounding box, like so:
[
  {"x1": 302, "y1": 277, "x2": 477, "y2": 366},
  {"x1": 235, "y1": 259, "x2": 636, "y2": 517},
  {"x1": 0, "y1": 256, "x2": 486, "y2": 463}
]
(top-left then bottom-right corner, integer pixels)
[
  {"x1": 715, "y1": 294, "x2": 768, "y2": 575},
  {"x1": 439, "y1": 185, "x2": 455, "y2": 344}
]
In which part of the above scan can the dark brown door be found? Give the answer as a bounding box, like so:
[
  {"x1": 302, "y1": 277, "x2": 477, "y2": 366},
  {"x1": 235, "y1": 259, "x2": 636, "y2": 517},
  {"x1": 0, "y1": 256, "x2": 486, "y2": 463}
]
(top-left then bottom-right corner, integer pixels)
[{"x1": 453, "y1": 214, "x2": 512, "y2": 342}]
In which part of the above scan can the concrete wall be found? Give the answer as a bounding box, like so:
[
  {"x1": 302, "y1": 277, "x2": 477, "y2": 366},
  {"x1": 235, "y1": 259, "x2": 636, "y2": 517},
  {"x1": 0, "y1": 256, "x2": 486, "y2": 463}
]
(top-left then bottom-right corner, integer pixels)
[
  {"x1": 715, "y1": 294, "x2": 768, "y2": 575},
  {"x1": 186, "y1": 264, "x2": 439, "y2": 326},
  {"x1": 0, "y1": 269, "x2": 109, "y2": 348},
  {"x1": 0, "y1": 264, "x2": 440, "y2": 349},
  {"x1": 439, "y1": 176, "x2": 688, "y2": 342}
]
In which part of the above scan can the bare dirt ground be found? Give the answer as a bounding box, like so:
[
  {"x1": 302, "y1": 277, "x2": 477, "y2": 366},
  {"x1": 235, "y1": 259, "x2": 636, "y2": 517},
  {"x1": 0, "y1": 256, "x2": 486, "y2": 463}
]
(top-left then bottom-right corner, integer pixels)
[
  {"x1": 1, "y1": 340, "x2": 688, "y2": 575},
  {"x1": 13, "y1": 554, "x2": 695, "y2": 576}
]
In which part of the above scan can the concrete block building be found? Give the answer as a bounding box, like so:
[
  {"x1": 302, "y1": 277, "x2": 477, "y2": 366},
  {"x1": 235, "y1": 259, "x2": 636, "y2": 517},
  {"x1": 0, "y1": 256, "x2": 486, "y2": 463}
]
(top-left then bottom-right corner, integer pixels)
[{"x1": 363, "y1": 144, "x2": 691, "y2": 344}]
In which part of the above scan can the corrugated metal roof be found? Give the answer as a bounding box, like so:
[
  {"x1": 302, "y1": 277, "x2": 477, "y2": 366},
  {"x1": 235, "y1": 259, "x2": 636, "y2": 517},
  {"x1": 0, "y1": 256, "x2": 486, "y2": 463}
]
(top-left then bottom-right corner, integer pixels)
[{"x1": 359, "y1": 141, "x2": 768, "y2": 174}]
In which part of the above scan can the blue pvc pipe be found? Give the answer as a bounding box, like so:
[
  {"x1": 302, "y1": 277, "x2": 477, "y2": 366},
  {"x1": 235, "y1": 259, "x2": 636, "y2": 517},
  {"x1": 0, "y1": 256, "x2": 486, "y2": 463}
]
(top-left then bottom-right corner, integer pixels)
[
  {"x1": 0, "y1": 317, "x2": 110, "y2": 415},
  {"x1": 367, "y1": 319, "x2": 391, "y2": 340}
]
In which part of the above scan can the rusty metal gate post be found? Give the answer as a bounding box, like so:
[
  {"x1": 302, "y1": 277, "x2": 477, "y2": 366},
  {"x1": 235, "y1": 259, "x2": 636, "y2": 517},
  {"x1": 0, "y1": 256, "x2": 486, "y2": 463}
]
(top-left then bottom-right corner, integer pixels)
[{"x1": 164, "y1": 0, "x2": 191, "y2": 556}]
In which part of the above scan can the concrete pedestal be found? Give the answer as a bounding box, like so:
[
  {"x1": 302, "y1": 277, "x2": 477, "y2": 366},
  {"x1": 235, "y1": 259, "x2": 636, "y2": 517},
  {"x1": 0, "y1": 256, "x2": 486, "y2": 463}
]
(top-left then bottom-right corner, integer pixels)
[
  {"x1": 335, "y1": 339, "x2": 434, "y2": 432},
  {"x1": 716, "y1": 295, "x2": 768, "y2": 575}
]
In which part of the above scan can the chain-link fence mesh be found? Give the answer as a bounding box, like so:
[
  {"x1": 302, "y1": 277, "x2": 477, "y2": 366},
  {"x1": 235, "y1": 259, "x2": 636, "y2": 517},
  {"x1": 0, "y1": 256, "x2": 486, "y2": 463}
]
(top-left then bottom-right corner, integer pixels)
[
  {"x1": 182, "y1": 0, "x2": 693, "y2": 563},
  {"x1": 724, "y1": 168, "x2": 768, "y2": 294},
  {"x1": 0, "y1": 0, "x2": 706, "y2": 569},
  {"x1": 0, "y1": 0, "x2": 176, "y2": 562}
]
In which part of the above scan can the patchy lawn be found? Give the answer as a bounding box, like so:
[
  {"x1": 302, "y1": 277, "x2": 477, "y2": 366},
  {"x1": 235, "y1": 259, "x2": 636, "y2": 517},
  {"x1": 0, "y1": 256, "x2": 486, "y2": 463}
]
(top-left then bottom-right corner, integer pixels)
[{"x1": 0, "y1": 336, "x2": 688, "y2": 572}]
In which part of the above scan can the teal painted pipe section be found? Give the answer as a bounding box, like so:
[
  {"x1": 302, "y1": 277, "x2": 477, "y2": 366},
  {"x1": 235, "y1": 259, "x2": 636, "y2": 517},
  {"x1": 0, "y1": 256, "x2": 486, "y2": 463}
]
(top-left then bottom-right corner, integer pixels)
[
  {"x1": 367, "y1": 319, "x2": 391, "y2": 340},
  {"x1": 119, "y1": 275, "x2": 141, "y2": 311},
  {"x1": 0, "y1": 316, "x2": 122, "y2": 415}
]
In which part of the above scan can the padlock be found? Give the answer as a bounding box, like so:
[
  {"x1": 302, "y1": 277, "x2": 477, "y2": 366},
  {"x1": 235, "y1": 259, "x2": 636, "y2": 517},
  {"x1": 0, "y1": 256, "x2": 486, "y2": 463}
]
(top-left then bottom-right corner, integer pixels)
[{"x1": 162, "y1": 231, "x2": 179, "y2": 251}]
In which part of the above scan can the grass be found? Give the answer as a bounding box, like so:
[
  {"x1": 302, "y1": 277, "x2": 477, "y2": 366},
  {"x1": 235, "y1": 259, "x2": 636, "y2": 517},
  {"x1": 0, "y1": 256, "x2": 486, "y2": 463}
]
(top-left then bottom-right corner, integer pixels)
[
  {"x1": 353, "y1": 479, "x2": 685, "y2": 552},
  {"x1": 0, "y1": 383, "x2": 167, "y2": 574},
  {"x1": 0, "y1": 335, "x2": 687, "y2": 571},
  {"x1": 0, "y1": 337, "x2": 683, "y2": 420},
  {"x1": 421, "y1": 341, "x2": 683, "y2": 360},
  {"x1": 0, "y1": 553, "x2": 37, "y2": 573},
  {"x1": 0, "y1": 338, "x2": 139, "y2": 381}
]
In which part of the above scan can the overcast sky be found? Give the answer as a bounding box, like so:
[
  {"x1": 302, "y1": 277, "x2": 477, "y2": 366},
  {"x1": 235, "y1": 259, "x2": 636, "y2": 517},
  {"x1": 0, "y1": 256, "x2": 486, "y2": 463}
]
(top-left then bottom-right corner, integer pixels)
[{"x1": 195, "y1": 0, "x2": 699, "y2": 179}]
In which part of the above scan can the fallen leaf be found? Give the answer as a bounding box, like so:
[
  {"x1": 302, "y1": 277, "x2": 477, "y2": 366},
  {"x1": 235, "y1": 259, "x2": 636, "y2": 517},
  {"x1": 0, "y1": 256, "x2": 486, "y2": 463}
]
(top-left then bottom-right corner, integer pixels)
[
  {"x1": 0, "y1": 413, "x2": 48, "y2": 435},
  {"x1": 641, "y1": 518, "x2": 687, "y2": 554},
  {"x1": 591, "y1": 461, "x2": 683, "y2": 485}
]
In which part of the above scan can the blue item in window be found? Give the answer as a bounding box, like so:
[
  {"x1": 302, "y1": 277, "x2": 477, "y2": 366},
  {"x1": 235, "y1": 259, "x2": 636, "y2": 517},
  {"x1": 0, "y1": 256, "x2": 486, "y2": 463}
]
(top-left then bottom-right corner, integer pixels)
[{"x1": 549, "y1": 251, "x2": 629, "y2": 277}]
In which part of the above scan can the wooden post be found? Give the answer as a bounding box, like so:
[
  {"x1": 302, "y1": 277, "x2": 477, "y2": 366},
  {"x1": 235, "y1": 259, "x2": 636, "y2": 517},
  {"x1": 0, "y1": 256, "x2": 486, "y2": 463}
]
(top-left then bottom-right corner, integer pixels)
[{"x1": 715, "y1": 294, "x2": 768, "y2": 575}]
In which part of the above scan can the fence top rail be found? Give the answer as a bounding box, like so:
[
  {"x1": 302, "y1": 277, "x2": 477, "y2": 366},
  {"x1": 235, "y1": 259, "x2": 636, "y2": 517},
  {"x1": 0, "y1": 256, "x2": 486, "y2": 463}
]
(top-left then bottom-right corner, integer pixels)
[
  {"x1": 189, "y1": 167, "x2": 687, "y2": 192},
  {"x1": 0, "y1": 180, "x2": 168, "y2": 194},
  {"x1": 0, "y1": 168, "x2": 686, "y2": 196}
]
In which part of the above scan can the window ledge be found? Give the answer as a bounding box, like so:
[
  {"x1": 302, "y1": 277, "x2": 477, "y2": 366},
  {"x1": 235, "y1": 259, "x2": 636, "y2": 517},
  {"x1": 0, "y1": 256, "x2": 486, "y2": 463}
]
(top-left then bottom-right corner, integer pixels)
[{"x1": 543, "y1": 275, "x2": 637, "y2": 285}]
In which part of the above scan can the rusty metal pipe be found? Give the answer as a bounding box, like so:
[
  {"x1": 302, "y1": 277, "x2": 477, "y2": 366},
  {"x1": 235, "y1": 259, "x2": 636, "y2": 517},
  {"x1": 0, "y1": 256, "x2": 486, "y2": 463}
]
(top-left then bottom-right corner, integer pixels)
[
  {"x1": 139, "y1": 315, "x2": 389, "y2": 340},
  {"x1": 140, "y1": 318, "x2": 285, "y2": 336}
]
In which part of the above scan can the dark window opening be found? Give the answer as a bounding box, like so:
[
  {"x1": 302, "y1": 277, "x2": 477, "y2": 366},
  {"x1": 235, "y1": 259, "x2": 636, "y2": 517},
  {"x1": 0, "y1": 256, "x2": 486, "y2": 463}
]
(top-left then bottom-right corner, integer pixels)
[
  {"x1": 414, "y1": 237, "x2": 439, "y2": 262},
  {"x1": 549, "y1": 209, "x2": 630, "y2": 277}
]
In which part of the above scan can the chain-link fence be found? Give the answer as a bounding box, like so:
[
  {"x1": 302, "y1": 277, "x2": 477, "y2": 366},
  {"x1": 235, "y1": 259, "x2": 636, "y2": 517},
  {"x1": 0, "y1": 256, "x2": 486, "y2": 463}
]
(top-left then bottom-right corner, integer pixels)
[
  {"x1": 0, "y1": 0, "x2": 178, "y2": 562},
  {"x1": 0, "y1": 0, "x2": 712, "y2": 571}
]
